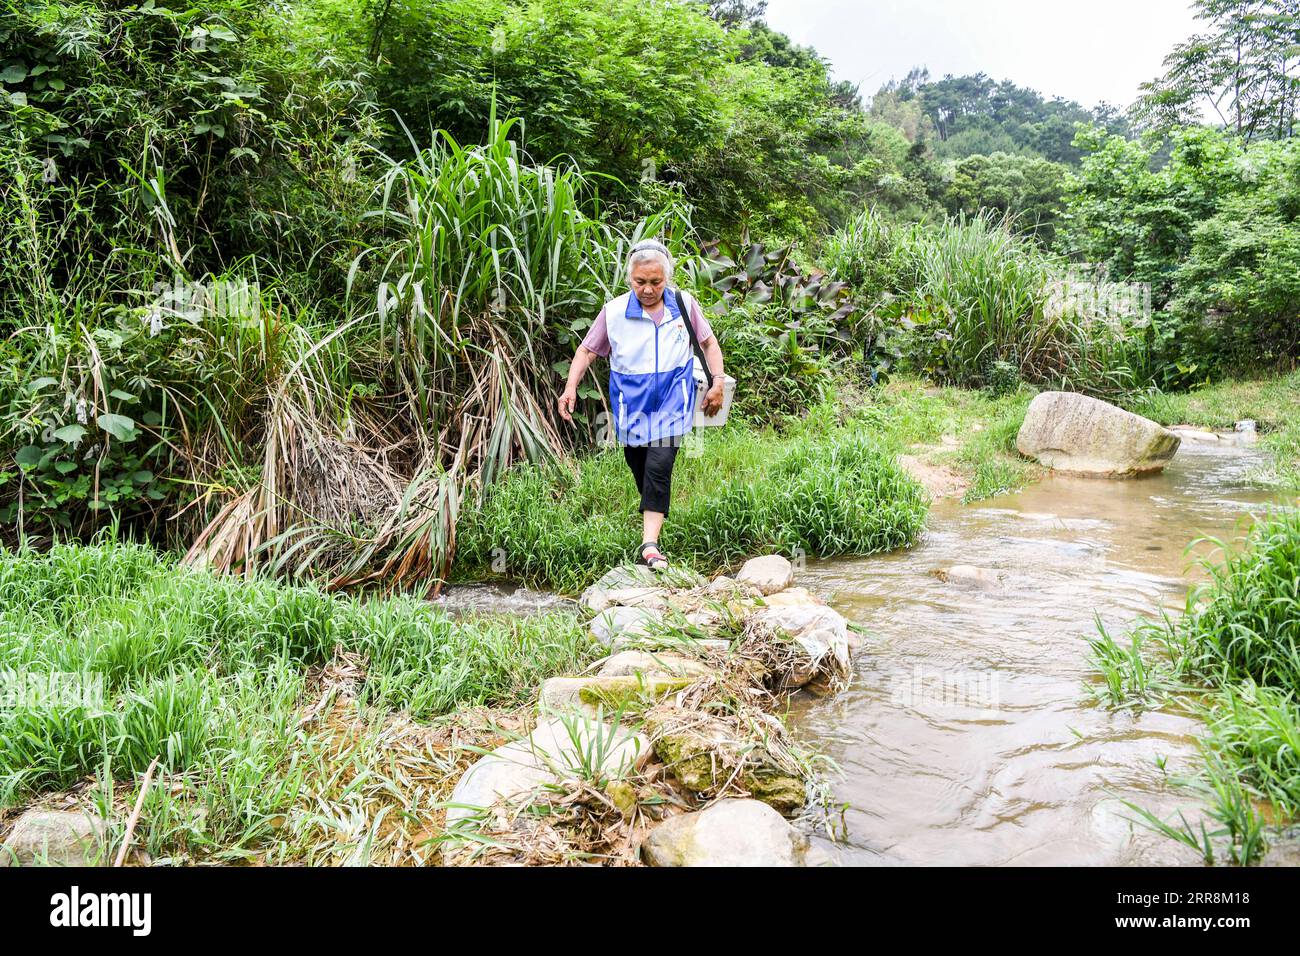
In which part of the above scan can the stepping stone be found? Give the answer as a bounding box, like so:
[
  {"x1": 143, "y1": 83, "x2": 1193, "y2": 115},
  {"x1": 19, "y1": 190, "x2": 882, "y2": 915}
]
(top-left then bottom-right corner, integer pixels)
[
  {"x1": 642, "y1": 799, "x2": 812, "y2": 867},
  {"x1": 736, "y1": 555, "x2": 794, "y2": 595},
  {"x1": 1, "y1": 809, "x2": 107, "y2": 867},
  {"x1": 446, "y1": 717, "x2": 648, "y2": 832}
]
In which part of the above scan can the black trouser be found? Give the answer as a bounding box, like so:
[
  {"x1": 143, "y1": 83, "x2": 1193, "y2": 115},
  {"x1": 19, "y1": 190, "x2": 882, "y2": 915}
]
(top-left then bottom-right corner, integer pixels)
[{"x1": 623, "y1": 443, "x2": 680, "y2": 516}]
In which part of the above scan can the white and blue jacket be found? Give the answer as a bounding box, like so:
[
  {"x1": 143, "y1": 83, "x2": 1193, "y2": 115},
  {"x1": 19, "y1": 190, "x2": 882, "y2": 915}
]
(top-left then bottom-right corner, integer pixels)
[{"x1": 606, "y1": 288, "x2": 699, "y2": 446}]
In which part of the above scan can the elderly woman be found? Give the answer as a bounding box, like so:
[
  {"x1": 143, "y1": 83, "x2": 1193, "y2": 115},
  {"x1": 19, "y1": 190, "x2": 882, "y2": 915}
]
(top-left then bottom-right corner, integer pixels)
[{"x1": 558, "y1": 240, "x2": 725, "y2": 570}]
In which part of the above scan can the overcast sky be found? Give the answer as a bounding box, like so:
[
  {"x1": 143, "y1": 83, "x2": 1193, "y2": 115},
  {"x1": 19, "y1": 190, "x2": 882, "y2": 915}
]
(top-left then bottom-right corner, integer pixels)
[{"x1": 764, "y1": 0, "x2": 1203, "y2": 109}]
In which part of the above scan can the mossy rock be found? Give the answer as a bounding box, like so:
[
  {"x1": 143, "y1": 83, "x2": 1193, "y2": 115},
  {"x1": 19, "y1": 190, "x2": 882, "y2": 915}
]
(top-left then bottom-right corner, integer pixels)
[
  {"x1": 644, "y1": 710, "x2": 806, "y2": 816},
  {"x1": 604, "y1": 779, "x2": 638, "y2": 819},
  {"x1": 744, "y1": 772, "x2": 807, "y2": 814},
  {"x1": 576, "y1": 675, "x2": 696, "y2": 711}
]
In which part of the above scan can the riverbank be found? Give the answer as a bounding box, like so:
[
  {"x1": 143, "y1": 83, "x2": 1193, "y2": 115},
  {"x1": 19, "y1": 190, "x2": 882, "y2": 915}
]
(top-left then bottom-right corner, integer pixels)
[
  {"x1": 1122, "y1": 370, "x2": 1300, "y2": 491},
  {"x1": 0, "y1": 540, "x2": 600, "y2": 865},
  {"x1": 3, "y1": 372, "x2": 1295, "y2": 866},
  {"x1": 853, "y1": 371, "x2": 1299, "y2": 505},
  {"x1": 1089, "y1": 508, "x2": 1300, "y2": 865},
  {"x1": 0, "y1": 542, "x2": 853, "y2": 866}
]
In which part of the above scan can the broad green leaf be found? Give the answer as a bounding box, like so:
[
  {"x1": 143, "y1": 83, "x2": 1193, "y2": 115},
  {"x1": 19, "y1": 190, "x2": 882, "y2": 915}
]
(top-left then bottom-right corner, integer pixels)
[
  {"x1": 53, "y1": 424, "x2": 87, "y2": 444},
  {"x1": 15, "y1": 445, "x2": 42, "y2": 467},
  {"x1": 96, "y1": 413, "x2": 137, "y2": 442}
]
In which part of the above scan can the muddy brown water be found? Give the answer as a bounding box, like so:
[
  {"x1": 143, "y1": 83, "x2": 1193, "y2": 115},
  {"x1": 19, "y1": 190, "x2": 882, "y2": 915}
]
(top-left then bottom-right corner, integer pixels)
[{"x1": 788, "y1": 435, "x2": 1294, "y2": 866}]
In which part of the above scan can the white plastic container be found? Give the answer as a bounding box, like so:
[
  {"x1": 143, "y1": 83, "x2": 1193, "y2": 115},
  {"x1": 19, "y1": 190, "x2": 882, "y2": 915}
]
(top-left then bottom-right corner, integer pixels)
[{"x1": 693, "y1": 368, "x2": 736, "y2": 427}]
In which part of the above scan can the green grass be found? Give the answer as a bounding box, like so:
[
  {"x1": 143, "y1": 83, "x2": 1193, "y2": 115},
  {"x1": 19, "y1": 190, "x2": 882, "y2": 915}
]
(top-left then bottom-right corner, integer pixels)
[
  {"x1": 1088, "y1": 508, "x2": 1300, "y2": 864},
  {"x1": 1122, "y1": 370, "x2": 1300, "y2": 490},
  {"x1": 839, "y1": 376, "x2": 1038, "y2": 503},
  {"x1": 0, "y1": 538, "x2": 597, "y2": 825},
  {"x1": 452, "y1": 409, "x2": 930, "y2": 593}
]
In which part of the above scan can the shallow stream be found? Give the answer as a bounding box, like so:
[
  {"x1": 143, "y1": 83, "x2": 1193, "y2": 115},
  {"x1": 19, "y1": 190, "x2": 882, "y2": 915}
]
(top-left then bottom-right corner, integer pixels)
[{"x1": 788, "y1": 436, "x2": 1291, "y2": 865}]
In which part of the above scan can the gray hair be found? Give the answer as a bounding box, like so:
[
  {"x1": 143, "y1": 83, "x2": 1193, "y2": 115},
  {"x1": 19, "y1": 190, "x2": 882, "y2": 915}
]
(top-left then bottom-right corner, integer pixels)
[{"x1": 627, "y1": 239, "x2": 673, "y2": 284}]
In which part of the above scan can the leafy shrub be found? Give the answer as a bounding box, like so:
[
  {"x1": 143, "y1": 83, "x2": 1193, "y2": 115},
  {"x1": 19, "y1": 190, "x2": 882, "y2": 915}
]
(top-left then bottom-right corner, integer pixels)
[
  {"x1": 0, "y1": 1, "x2": 380, "y2": 308},
  {"x1": 708, "y1": 305, "x2": 837, "y2": 425},
  {"x1": 939, "y1": 151, "x2": 1069, "y2": 248},
  {"x1": 1063, "y1": 124, "x2": 1300, "y2": 378}
]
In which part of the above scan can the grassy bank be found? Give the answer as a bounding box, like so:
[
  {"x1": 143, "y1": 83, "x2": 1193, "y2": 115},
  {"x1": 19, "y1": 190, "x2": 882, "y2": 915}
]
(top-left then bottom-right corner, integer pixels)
[
  {"x1": 1123, "y1": 370, "x2": 1300, "y2": 490},
  {"x1": 850, "y1": 371, "x2": 1299, "y2": 509},
  {"x1": 454, "y1": 405, "x2": 931, "y2": 593},
  {"x1": 0, "y1": 539, "x2": 599, "y2": 863},
  {"x1": 1089, "y1": 508, "x2": 1300, "y2": 864},
  {"x1": 839, "y1": 377, "x2": 1039, "y2": 503}
]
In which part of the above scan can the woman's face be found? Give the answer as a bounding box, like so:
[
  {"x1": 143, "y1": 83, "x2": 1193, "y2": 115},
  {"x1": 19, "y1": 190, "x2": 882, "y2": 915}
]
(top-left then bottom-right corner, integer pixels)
[{"x1": 630, "y1": 259, "x2": 667, "y2": 308}]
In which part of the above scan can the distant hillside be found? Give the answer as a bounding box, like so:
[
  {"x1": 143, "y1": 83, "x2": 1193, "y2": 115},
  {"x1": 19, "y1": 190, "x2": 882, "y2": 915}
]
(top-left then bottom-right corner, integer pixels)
[{"x1": 870, "y1": 68, "x2": 1131, "y2": 164}]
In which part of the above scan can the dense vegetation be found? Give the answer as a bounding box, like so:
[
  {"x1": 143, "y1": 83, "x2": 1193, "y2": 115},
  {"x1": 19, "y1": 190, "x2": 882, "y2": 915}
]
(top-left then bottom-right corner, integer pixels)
[
  {"x1": 0, "y1": 537, "x2": 597, "y2": 862},
  {"x1": 0, "y1": 0, "x2": 1298, "y2": 865},
  {"x1": 2, "y1": 0, "x2": 1296, "y2": 590}
]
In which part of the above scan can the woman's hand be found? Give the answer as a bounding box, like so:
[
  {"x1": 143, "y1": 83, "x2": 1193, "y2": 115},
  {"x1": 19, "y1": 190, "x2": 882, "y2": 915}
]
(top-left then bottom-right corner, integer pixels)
[
  {"x1": 557, "y1": 386, "x2": 578, "y2": 422},
  {"x1": 701, "y1": 379, "x2": 725, "y2": 416}
]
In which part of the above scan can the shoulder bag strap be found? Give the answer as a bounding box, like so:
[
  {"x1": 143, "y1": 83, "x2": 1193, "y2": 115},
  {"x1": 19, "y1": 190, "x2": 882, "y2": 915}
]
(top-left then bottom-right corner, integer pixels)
[{"x1": 674, "y1": 289, "x2": 714, "y2": 390}]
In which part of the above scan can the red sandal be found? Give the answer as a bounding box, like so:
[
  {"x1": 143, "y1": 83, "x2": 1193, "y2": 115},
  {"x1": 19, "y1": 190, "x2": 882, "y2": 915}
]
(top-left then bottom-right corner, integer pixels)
[{"x1": 636, "y1": 541, "x2": 669, "y2": 570}]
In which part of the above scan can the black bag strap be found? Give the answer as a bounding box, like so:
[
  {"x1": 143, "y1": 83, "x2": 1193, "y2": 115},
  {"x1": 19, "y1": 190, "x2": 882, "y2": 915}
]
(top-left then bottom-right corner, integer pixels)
[{"x1": 675, "y1": 289, "x2": 714, "y2": 390}]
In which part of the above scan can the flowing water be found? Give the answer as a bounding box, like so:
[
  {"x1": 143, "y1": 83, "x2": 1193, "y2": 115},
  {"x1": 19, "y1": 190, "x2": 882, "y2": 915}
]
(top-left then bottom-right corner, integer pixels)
[
  {"x1": 788, "y1": 435, "x2": 1291, "y2": 866},
  {"x1": 432, "y1": 581, "x2": 576, "y2": 617}
]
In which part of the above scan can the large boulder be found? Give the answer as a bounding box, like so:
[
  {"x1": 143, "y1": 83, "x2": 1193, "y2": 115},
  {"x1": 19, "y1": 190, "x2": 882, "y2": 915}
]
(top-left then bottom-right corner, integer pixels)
[
  {"x1": 1016, "y1": 391, "x2": 1180, "y2": 477},
  {"x1": 736, "y1": 555, "x2": 794, "y2": 595},
  {"x1": 445, "y1": 717, "x2": 648, "y2": 831},
  {"x1": 1, "y1": 809, "x2": 106, "y2": 867},
  {"x1": 641, "y1": 799, "x2": 812, "y2": 867}
]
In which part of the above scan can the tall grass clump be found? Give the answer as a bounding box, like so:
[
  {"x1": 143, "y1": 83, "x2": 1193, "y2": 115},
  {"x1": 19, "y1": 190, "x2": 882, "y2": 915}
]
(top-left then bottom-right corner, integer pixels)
[
  {"x1": 825, "y1": 208, "x2": 1158, "y2": 396},
  {"x1": 182, "y1": 109, "x2": 690, "y2": 592},
  {"x1": 1088, "y1": 509, "x2": 1300, "y2": 863},
  {"x1": 3, "y1": 101, "x2": 694, "y2": 594},
  {"x1": 454, "y1": 421, "x2": 928, "y2": 593}
]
